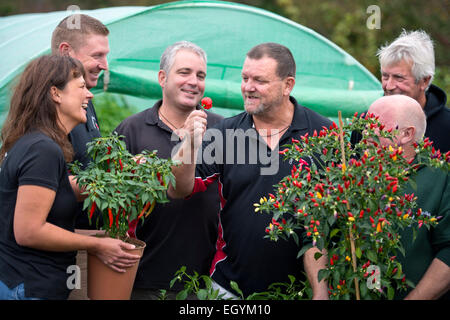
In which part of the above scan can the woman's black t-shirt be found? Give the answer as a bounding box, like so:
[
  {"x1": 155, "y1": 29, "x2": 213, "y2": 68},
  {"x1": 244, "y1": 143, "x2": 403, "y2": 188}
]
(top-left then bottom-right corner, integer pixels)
[{"x1": 0, "y1": 132, "x2": 77, "y2": 299}]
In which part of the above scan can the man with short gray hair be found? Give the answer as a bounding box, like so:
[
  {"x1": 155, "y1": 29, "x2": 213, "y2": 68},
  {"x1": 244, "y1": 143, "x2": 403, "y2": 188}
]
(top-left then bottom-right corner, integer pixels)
[
  {"x1": 378, "y1": 30, "x2": 449, "y2": 152},
  {"x1": 115, "y1": 41, "x2": 223, "y2": 299}
]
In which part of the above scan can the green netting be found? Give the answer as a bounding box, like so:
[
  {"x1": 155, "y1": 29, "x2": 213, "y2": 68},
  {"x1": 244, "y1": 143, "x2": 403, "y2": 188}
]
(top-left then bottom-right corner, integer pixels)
[{"x1": 0, "y1": 0, "x2": 382, "y2": 125}]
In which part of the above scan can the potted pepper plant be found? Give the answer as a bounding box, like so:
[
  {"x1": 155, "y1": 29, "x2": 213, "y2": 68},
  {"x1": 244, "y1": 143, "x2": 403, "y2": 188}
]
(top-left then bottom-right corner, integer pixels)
[
  {"x1": 256, "y1": 112, "x2": 450, "y2": 300},
  {"x1": 71, "y1": 132, "x2": 177, "y2": 299}
]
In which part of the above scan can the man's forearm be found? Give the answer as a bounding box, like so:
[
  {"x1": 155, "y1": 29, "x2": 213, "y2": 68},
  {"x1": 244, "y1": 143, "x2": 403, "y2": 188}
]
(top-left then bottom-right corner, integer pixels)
[
  {"x1": 405, "y1": 258, "x2": 450, "y2": 300},
  {"x1": 168, "y1": 138, "x2": 197, "y2": 199},
  {"x1": 168, "y1": 110, "x2": 207, "y2": 199},
  {"x1": 304, "y1": 247, "x2": 329, "y2": 300}
]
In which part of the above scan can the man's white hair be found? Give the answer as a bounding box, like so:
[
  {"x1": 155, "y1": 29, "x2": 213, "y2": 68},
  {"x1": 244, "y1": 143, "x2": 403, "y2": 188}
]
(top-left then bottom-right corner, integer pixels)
[{"x1": 377, "y1": 30, "x2": 435, "y2": 88}]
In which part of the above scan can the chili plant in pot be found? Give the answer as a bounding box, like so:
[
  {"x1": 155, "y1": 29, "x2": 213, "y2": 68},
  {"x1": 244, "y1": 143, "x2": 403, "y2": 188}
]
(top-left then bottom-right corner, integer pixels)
[
  {"x1": 256, "y1": 112, "x2": 450, "y2": 300},
  {"x1": 71, "y1": 132, "x2": 177, "y2": 299}
]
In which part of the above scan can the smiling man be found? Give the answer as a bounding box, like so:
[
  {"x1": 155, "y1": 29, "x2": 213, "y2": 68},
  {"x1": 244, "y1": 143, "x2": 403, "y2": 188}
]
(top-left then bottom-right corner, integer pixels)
[
  {"x1": 114, "y1": 41, "x2": 223, "y2": 299},
  {"x1": 169, "y1": 42, "x2": 332, "y2": 299},
  {"x1": 378, "y1": 30, "x2": 449, "y2": 153},
  {"x1": 51, "y1": 14, "x2": 109, "y2": 229}
]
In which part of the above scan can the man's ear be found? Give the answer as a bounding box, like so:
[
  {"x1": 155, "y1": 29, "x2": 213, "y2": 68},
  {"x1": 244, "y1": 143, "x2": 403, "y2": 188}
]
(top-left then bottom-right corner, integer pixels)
[
  {"x1": 283, "y1": 76, "x2": 295, "y2": 96},
  {"x1": 58, "y1": 42, "x2": 73, "y2": 56},
  {"x1": 399, "y1": 126, "x2": 415, "y2": 145},
  {"x1": 158, "y1": 70, "x2": 167, "y2": 88},
  {"x1": 420, "y1": 76, "x2": 432, "y2": 91},
  {"x1": 50, "y1": 86, "x2": 62, "y2": 104}
]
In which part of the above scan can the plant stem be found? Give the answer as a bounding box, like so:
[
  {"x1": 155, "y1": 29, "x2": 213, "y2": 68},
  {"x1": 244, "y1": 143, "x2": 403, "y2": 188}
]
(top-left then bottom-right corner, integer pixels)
[{"x1": 338, "y1": 111, "x2": 361, "y2": 300}]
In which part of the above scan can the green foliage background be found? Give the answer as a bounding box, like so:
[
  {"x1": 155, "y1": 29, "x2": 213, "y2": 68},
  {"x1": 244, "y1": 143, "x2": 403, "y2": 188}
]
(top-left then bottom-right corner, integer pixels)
[{"x1": 93, "y1": 94, "x2": 136, "y2": 136}]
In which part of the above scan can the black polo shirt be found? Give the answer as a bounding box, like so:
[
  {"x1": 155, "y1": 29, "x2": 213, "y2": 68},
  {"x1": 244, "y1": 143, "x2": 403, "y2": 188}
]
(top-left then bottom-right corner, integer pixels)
[
  {"x1": 193, "y1": 96, "x2": 332, "y2": 296},
  {"x1": 114, "y1": 100, "x2": 223, "y2": 291},
  {"x1": 0, "y1": 132, "x2": 77, "y2": 299}
]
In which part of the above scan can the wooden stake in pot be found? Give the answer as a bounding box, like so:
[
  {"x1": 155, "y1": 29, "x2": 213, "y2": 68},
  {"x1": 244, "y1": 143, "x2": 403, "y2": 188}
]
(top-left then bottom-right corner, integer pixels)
[{"x1": 338, "y1": 111, "x2": 361, "y2": 300}]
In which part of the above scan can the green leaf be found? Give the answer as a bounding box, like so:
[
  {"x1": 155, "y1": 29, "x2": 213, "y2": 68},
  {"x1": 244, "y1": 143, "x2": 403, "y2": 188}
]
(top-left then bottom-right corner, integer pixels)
[
  {"x1": 366, "y1": 250, "x2": 378, "y2": 263},
  {"x1": 291, "y1": 231, "x2": 299, "y2": 246},
  {"x1": 230, "y1": 281, "x2": 244, "y2": 299},
  {"x1": 176, "y1": 289, "x2": 188, "y2": 300},
  {"x1": 197, "y1": 289, "x2": 208, "y2": 300},
  {"x1": 387, "y1": 286, "x2": 395, "y2": 300},
  {"x1": 355, "y1": 247, "x2": 362, "y2": 259},
  {"x1": 297, "y1": 243, "x2": 313, "y2": 259},
  {"x1": 169, "y1": 277, "x2": 179, "y2": 289},
  {"x1": 314, "y1": 252, "x2": 323, "y2": 260},
  {"x1": 318, "y1": 268, "x2": 330, "y2": 283},
  {"x1": 360, "y1": 280, "x2": 368, "y2": 298}
]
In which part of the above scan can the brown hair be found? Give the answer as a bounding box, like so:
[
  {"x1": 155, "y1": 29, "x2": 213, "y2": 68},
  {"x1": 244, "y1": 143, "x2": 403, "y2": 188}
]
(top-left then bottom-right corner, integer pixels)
[
  {"x1": 51, "y1": 14, "x2": 109, "y2": 54},
  {"x1": 0, "y1": 55, "x2": 85, "y2": 163},
  {"x1": 247, "y1": 42, "x2": 296, "y2": 79}
]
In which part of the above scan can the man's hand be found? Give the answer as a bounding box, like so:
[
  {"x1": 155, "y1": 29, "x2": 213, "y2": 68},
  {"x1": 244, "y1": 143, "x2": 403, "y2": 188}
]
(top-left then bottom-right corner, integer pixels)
[
  {"x1": 168, "y1": 110, "x2": 207, "y2": 199},
  {"x1": 304, "y1": 247, "x2": 329, "y2": 300}
]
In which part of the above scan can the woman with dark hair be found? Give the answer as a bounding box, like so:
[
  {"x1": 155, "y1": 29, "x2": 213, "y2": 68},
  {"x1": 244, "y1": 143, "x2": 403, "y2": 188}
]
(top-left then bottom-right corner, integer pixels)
[{"x1": 0, "y1": 55, "x2": 140, "y2": 300}]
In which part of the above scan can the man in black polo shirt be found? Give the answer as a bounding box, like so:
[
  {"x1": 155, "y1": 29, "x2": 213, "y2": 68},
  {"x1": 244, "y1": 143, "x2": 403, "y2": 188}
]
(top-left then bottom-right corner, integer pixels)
[
  {"x1": 115, "y1": 41, "x2": 223, "y2": 299},
  {"x1": 51, "y1": 14, "x2": 110, "y2": 228},
  {"x1": 169, "y1": 43, "x2": 330, "y2": 298}
]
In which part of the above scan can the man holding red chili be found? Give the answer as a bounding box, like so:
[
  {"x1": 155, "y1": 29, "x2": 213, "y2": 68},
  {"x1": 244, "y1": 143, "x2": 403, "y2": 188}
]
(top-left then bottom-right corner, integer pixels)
[
  {"x1": 115, "y1": 41, "x2": 223, "y2": 299},
  {"x1": 169, "y1": 43, "x2": 331, "y2": 299}
]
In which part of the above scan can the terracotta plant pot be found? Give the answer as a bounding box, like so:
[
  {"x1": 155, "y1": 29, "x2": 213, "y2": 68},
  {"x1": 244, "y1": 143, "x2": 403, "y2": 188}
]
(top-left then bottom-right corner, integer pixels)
[{"x1": 87, "y1": 236, "x2": 146, "y2": 300}]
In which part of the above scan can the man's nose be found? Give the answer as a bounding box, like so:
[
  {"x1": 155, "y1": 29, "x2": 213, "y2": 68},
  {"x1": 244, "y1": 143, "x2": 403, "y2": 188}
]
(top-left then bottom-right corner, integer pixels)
[
  {"x1": 98, "y1": 57, "x2": 108, "y2": 71},
  {"x1": 242, "y1": 79, "x2": 255, "y2": 92},
  {"x1": 383, "y1": 76, "x2": 396, "y2": 91}
]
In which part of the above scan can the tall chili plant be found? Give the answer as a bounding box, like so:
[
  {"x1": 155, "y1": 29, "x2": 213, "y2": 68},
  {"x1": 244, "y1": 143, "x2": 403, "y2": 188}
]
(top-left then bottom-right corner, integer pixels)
[
  {"x1": 256, "y1": 112, "x2": 450, "y2": 300},
  {"x1": 71, "y1": 132, "x2": 177, "y2": 239}
]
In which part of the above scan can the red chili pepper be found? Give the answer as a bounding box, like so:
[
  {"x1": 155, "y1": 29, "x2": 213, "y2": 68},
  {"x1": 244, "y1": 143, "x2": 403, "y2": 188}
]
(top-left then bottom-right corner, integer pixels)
[
  {"x1": 156, "y1": 172, "x2": 164, "y2": 186},
  {"x1": 201, "y1": 97, "x2": 213, "y2": 110},
  {"x1": 89, "y1": 202, "x2": 97, "y2": 219},
  {"x1": 108, "y1": 208, "x2": 113, "y2": 228},
  {"x1": 138, "y1": 202, "x2": 151, "y2": 220},
  {"x1": 119, "y1": 159, "x2": 123, "y2": 171},
  {"x1": 359, "y1": 210, "x2": 364, "y2": 218}
]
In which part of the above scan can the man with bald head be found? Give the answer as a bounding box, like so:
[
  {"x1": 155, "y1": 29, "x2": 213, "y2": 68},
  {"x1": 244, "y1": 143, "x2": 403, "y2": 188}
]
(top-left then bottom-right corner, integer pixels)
[
  {"x1": 368, "y1": 95, "x2": 450, "y2": 300},
  {"x1": 368, "y1": 95, "x2": 426, "y2": 158}
]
